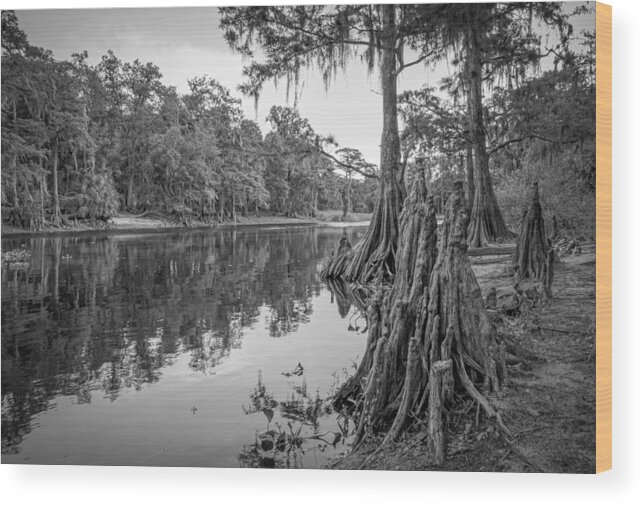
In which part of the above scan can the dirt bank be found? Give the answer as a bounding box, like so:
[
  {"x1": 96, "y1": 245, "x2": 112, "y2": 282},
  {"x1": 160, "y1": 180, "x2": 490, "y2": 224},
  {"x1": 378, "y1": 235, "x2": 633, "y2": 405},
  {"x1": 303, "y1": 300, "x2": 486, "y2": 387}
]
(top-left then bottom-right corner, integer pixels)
[{"x1": 331, "y1": 249, "x2": 596, "y2": 473}]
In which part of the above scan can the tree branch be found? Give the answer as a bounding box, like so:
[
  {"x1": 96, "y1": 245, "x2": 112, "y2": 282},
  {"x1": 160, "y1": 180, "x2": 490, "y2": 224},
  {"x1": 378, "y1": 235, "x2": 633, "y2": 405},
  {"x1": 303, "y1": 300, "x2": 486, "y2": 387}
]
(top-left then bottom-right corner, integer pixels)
[
  {"x1": 395, "y1": 50, "x2": 435, "y2": 76},
  {"x1": 316, "y1": 149, "x2": 379, "y2": 179},
  {"x1": 248, "y1": 146, "x2": 380, "y2": 180}
]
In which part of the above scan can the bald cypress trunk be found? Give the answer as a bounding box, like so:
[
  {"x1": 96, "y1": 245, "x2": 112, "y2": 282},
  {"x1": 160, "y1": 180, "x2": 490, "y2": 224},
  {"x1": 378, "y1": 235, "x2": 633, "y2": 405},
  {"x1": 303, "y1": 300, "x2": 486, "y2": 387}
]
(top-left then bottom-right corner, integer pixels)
[
  {"x1": 465, "y1": 21, "x2": 511, "y2": 247},
  {"x1": 51, "y1": 139, "x2": 62, "y2": 227},
  {"x1": 465, "y1": 142, "x2": 474, "y2": 212},
  {"x1": 322, "y1": 4, "x2": 403, "y2": 284},
  {"x1": 513, "y1": 181, "x2": 554, "y2": 298},
  {"x1": 334, "y1": 174, "x2": 438, "y2": 444},
  {"x1": 341, "y1": 172, "x2": 352, "y2": 221},
  {"x1": 340, "y1": 182, "x2": 508, "y2": 468}
]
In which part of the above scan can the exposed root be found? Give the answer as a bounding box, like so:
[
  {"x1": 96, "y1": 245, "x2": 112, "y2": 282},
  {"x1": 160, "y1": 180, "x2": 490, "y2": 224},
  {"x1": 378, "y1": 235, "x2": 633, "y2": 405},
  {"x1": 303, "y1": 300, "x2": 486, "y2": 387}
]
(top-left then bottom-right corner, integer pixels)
[
  {"x1": 320, "y1": 234, "x2": 353, "y2": 280},
  {"x1": 321, "y1": 171, "x2": 403, "y2": 284},
  {"x1": 335, "y1": 173, "x2": 437, "y2": 442},
  {"x1": 341, "y1": 181, "x2": 508, "y2": 466},
  {"x1": 467, "y1": 163, "x2": 512, "y2": 247}
]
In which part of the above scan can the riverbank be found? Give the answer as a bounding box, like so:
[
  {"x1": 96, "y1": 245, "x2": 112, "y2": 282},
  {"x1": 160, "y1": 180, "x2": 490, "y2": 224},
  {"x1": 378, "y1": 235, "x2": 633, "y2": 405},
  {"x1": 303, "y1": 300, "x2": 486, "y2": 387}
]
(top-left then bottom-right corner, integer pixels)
[
  {"x1": 1, "y1": 211, "x2": 371, "y2": 238},
  {"x1": 330, "y1": 249, "x2": 596, "y2": 473}
]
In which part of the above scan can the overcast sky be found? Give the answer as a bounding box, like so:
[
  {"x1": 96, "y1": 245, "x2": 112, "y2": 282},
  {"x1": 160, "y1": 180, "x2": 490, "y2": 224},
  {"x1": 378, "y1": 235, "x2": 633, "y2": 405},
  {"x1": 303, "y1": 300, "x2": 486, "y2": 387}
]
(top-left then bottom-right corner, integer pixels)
[{"x1": 14, "y1": 3, "x2": 594, "y2": 164}]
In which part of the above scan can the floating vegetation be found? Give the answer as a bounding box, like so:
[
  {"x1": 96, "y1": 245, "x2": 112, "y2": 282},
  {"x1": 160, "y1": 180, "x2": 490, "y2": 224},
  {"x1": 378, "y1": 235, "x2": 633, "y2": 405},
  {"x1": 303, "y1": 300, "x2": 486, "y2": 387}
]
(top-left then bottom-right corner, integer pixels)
[{"x1": 238, "y1": 371, "x2": 354, "y2": 469}]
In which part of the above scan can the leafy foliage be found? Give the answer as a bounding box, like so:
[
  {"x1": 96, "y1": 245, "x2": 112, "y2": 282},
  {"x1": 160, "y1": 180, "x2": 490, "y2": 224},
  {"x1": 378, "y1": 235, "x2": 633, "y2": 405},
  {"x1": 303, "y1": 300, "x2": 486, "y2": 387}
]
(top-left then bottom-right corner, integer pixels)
[{"x1": 1, "y1": 11, "x2": 375, "y2": 230}]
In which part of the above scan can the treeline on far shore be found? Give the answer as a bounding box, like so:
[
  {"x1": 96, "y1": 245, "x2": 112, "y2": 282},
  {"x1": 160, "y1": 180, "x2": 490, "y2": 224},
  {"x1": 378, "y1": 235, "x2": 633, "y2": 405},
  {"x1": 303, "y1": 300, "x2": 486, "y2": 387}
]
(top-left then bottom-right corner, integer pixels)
[{"x1": 1, "y1": 12, "x2": 378, "y2": 231}]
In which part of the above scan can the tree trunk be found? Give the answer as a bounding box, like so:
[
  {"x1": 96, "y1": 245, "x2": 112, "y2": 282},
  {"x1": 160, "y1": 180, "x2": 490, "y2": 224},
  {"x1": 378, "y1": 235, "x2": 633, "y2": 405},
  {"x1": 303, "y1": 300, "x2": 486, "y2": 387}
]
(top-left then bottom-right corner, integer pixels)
[
  {"x1": 341, "y1": 173, "x2": 351, "y2": 221},
  {"x1": 427, "y1": 359, "x2": 453, "y2": 466},
  {"x1": 465, "y1": 21, "x2": 511, "y2": 247},
  {"x1": 127, "y1": 175, "x2": 136, "y2": 210},
  {"x1": 339, "y1": 181, "x2": 508, "y2": 467},
  {"x1": 51, "y1": 139, "x2": 62, "y2": 227},
  {"x1": 513, "y1": 181, "x2": 554, "y2": 297},
  {"x1": 321, "y1": 4, "x2": 403, "y2": 284},
  {"x1": 333, "y1": 173, "x2": 438, "y2": 442},
  {"x1": 40, "y1": 156, "x2": 47, "y2": 229},
  {"x1": 11, "y1": 99, "x2": 19, "y2": 214},
  {"x1": 465, "y1": 142, "x2": 474, "y2": 213},
  {"x1": 11, "y1": 154, "x2": 18, "y2": 211},
  {"x1": 40, "y1": 177, "x2": 46, "y2": 228},
  {"x1": 311, "y1": 186, "x2": 318, "y2": 217}
]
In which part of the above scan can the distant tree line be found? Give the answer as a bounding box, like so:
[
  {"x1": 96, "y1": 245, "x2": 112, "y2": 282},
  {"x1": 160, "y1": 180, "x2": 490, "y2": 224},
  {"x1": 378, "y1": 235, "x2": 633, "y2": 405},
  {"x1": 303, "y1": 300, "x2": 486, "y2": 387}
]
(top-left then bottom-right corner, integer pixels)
[{"x1": 1, "y1": 11, "x2": 377, "y2": 230}]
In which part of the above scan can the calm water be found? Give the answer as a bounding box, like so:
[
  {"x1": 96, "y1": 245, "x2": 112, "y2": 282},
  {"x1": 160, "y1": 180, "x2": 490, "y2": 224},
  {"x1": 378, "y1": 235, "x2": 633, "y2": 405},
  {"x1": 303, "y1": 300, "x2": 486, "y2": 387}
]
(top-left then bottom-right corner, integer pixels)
[{"x1": 1, "y1": 225, "x2": 368, "y2": 468}]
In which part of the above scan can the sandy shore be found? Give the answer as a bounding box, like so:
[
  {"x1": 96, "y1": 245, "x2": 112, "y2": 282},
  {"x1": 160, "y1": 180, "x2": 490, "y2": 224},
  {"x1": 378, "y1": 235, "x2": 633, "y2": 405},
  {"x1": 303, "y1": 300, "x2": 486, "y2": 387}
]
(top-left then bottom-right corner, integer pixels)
[
  {"x1": 1, "y1": 213, "x2": 371, "y2": 237},
  {"x1": 317, "y1": 220, "x2": 371, "y2": 228}
]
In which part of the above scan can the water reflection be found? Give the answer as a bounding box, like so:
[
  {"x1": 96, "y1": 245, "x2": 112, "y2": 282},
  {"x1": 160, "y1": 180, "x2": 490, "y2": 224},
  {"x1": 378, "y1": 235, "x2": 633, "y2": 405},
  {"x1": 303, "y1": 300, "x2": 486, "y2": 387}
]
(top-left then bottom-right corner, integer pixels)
[
  {"x1": 326, "y1": 278, "x2": 371, "y2": 331},
  {"x1": 1, "y1": 226, "x2": 365, "y2": 461}
]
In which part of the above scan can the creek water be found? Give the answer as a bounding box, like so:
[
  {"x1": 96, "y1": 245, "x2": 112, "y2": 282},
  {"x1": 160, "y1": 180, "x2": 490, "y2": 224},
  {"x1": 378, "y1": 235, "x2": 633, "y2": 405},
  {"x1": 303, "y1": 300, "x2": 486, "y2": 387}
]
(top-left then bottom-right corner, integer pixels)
[{"x1": 1, "y1": 225, "x2": 368, "y2": 468}]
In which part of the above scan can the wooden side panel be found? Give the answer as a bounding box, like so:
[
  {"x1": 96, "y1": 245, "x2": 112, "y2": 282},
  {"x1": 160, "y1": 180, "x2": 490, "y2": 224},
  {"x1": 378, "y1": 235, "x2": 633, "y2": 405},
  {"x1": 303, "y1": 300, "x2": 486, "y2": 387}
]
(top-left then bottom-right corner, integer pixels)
[{"x1": 596, "y1": 1, "x2": 612, "y2": 474}]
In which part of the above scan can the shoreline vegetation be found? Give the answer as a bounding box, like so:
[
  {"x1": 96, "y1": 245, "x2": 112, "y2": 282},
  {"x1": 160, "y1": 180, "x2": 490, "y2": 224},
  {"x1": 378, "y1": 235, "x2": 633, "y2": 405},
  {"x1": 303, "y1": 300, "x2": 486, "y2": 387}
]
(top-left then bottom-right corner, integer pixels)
[{"x1": 1, "y1": 210, "x2": 373, "y2": 238}]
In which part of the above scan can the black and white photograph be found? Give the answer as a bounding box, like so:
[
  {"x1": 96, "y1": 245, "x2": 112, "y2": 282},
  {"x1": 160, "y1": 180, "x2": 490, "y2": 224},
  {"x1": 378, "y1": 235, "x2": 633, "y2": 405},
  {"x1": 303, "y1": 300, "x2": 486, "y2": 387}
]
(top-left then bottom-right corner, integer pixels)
[{"x1": 2, "y1": 2, "x2": 600, "y2": 473}]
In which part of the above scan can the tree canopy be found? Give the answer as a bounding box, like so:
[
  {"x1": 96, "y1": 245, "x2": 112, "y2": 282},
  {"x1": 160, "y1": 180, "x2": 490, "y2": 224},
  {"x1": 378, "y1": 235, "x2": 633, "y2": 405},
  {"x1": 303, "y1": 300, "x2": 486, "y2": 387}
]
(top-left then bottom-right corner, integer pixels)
[{"x1": 1, "y1": 11, "x2": 376, "y2": 230}]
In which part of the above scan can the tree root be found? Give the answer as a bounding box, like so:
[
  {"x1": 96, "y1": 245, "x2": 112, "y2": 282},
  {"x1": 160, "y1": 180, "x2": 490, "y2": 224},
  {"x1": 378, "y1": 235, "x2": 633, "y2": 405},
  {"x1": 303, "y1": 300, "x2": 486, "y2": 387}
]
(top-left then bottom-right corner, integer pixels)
[
  {"x1": 339, "y1": 180, "x2": 508, "y2": 467},
  {"x1": 321, "y1": 170, "x2": 403, "y2": 284}
]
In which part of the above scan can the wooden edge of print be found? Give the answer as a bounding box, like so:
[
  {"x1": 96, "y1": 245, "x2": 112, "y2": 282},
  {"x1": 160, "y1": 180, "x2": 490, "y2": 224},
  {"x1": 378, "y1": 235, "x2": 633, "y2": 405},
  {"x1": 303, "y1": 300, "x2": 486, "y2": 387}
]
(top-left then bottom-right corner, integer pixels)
[{"x1": 596, "y1": 1, "x2": 612, "y2": 474}]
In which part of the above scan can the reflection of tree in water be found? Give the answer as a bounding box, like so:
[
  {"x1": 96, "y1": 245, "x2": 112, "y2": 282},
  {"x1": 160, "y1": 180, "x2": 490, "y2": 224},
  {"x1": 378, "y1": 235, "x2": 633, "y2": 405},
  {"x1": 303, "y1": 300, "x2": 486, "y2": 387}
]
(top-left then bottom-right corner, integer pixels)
[
  {"x1": 238, "y1": 372, "x2": 352, "y2": 469},
  {"x1": 1, "y1": 227, "x2": 359, "y2": 453},
  {"x1": 266, "y1": 295, "x2": 314, "y2": 338},
  {"x1": 325, "y1": 278, "x2": 370, "y2": 333}
]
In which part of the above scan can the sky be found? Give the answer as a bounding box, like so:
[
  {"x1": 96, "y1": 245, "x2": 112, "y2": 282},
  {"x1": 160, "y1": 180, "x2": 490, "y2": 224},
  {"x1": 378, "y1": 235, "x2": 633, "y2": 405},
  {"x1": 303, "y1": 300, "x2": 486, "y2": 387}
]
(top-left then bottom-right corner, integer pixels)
[{"x1": 13, "y1": 3, "x2": 595, "y2": 165}]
